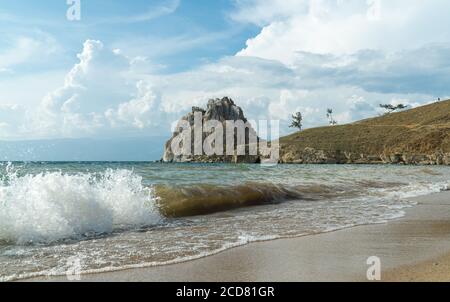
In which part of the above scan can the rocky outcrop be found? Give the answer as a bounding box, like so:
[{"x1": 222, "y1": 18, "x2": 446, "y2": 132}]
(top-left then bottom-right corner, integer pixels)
[
  {"x1": 163, "y1": 97, "x2": 260, "y2": 163},
  {"x1": 280, "y1": 147, "x2": 450, "y2": 165}
]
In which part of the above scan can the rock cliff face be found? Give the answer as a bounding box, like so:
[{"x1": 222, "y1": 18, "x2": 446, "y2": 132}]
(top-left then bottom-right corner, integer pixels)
[{"x1": 163, "y1": 97, "x2": 260, "y2": 163}]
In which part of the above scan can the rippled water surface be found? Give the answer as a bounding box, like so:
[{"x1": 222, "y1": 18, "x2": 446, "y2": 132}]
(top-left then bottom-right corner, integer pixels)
[{"x1": 0, "y1": 162, "x2": 448, "y2": 281}]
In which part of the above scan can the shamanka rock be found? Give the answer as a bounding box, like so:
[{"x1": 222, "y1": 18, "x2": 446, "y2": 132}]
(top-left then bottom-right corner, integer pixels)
[{"x1": 163, "y1": 97, "x2": 260, "y2": 163}]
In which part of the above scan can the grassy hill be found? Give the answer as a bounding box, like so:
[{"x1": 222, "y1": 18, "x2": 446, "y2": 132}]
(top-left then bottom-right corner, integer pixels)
[{"x1": 280, "y1": 99, "x2": 450, "y2": 165}]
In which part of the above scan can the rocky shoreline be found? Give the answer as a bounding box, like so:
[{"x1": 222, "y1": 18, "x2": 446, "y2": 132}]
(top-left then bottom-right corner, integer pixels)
[
  {"x1": 279, "y1": 147, "x2": 450, "y2": 165},
  {"x1": 161, "y1": 150, "x2": 450, "y2": 165}
]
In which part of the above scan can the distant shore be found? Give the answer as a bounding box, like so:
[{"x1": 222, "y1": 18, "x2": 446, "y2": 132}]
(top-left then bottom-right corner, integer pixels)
[{"x1": 25, "y1": 190, "x2": 450, "y2": 282}]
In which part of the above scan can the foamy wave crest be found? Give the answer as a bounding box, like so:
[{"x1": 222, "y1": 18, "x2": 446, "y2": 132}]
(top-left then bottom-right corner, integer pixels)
[{"x1": 0, "y1": 167, "x2": 161, "y2": 244}]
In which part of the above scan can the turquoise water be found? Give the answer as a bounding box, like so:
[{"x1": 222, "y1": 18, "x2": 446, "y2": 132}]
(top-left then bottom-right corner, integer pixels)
[{"x1": 0, "y1": 162, "x2": 449, "y2": 281}]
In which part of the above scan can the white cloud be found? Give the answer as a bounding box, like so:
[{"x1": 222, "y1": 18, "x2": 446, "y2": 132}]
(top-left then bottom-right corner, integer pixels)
[
  {"x1": 113, "y1": 29, "x2": 239, "y2": 65},
  {"x1": 33, "y1": 40, "x2": 138, "y2": 138},
  {"x1": 0, "y1": 32, "x2": 60, "y2": 71},
  {"x1": 96, "y1": 0, "x2": 180, "y2": 24},
  {"x1": 290, "y1": 45, "x2": 450, "y2": 95},
  {"x1": 148, "y1": 54, "x2": 436, "y2": 135},
  {"x1": 234, "y1": 0, "x2": 450, "y2": 64},
  {"x1": 231, "y1": 0, "x2": 310, "y2": 26},
  {"x1": 22, "y1": 39, "x2": 174, "y2": 139},
  {"x1": 105, "y1": 80, "x2": 161, "y2": 129},
  {"x1": 0, "y1": 104, "x2": 26, "y2": 139}
]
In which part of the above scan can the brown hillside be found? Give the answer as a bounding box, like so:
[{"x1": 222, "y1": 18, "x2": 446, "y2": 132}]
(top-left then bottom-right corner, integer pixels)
[{"x1": 280, "y1": 100, "x2": 450, "y2": 164}]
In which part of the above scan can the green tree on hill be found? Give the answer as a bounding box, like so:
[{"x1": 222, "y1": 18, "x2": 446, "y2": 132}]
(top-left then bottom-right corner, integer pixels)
[
  {"x1": 289, "y1": 112, "x2": 303, "y2": 130},
  {"x1": 379, "y1": 104, "x2": 408, "y2": 114}
]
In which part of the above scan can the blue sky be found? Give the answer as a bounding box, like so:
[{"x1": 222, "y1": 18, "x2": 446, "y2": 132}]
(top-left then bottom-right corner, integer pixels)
[
  {"x1": 0, "y1": 0, "x2": 258, "y2": 73},
  {"x1": 1, "y1": 0, "x2": 450, "y2": 160}
]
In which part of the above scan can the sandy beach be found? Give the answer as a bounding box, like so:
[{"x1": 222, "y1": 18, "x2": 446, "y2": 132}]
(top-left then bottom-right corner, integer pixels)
[{"x1": 24, "y1": 190, "x2": 450, "y2": 282}]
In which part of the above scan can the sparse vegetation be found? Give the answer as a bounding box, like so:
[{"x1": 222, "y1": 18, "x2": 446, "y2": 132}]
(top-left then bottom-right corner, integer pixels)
[
  {"x1": 281, "y1": 99, "x2": 450, "y2": 157},
  {"x1": 326, "y1": 108, "x2": 338, "y2": 126}
]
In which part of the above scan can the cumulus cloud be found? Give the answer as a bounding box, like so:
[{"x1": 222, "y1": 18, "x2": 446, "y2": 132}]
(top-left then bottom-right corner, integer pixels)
[
  {"x1": 234, "y1": 0, "x2": 450, "y2": 64},
  {"x1": 35, "y1": 40, "x2": 118, "y2": 136},
  {"x1": 105, "y1": 80, "x2": 162, "y2": 129},
  {"x1": 31, "y1": 40, "x2": 165, "y2": 138}
]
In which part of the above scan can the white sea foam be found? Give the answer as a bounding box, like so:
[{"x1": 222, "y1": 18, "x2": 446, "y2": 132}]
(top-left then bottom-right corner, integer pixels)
[
  {"x1": 0, "y1": 168, "x2": 161, "y2": 244},
  {"x1": 0, "y1": 232, "x2": 291, "y2": 282},
  {"x1": 380, "y1": 181, "x2": 448, "y2": 200}
]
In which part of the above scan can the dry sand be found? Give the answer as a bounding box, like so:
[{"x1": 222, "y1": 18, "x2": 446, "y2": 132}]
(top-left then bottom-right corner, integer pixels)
[{"x1": 26, "y1": 191, "x2": 450, "y2": 282}]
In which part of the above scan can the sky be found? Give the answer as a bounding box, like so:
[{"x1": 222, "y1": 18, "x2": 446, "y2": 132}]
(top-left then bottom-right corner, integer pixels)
[{"x1": 1, "y1": 0, "x2": 450, "y2": 159}]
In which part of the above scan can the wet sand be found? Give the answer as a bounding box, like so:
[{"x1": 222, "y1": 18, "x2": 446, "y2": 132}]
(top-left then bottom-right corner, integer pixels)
[{"x1": 27, "y1": 191, "x2": 450, "y2": 282}]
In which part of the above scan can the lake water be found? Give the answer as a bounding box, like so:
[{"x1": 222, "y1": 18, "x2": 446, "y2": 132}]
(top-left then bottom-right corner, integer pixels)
[{"x1": 0, "y1": 162, "x2": 448, "y2": 281}]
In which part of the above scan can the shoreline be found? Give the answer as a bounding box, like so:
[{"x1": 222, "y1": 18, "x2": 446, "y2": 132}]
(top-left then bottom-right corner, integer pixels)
[{"x1": 24, "y1": 190, "x2": 450, "y2": 282}]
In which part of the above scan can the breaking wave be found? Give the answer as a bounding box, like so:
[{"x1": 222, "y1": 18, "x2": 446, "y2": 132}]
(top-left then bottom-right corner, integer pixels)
[
  {"x1": 0, "y1": 163, "x2": 448, "y2": 245},
  {"x1": 155, "y1": 183, "x2": 306, "y2": 217},
  {"x1": 153, "y1": 180, "x2": 403, "y2": 217},
  {"x1": 0, "y1": 167, "x2": 161, "y2": 244}
]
